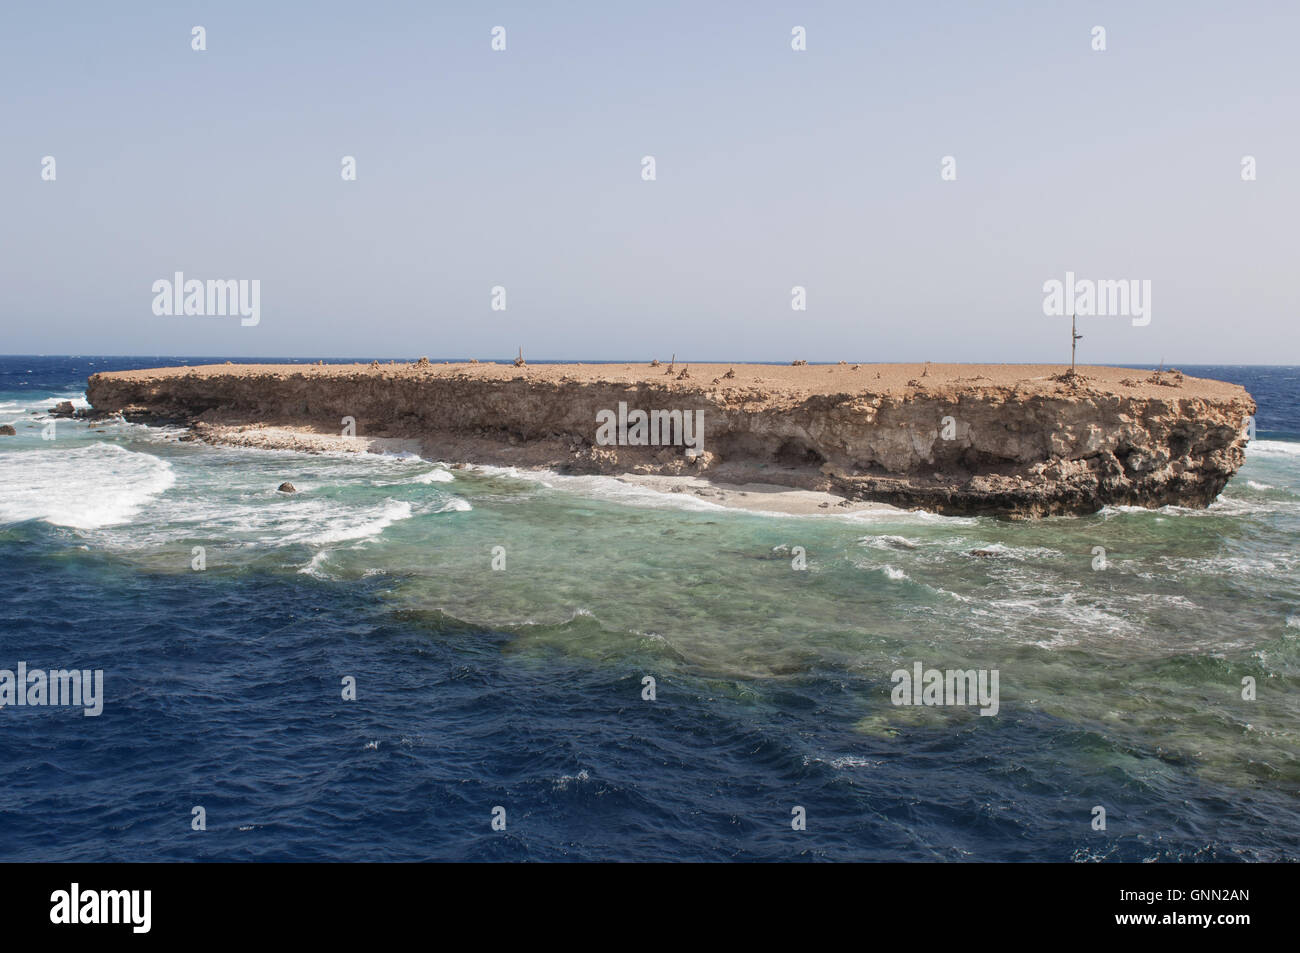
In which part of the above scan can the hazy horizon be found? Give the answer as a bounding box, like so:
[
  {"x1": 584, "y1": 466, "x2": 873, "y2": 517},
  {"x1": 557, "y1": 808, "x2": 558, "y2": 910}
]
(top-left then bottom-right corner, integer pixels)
[
  {"x1": 4, "y1": 1, "x2": 1298, "y2": 363},
  {"x1": 0, "y1": 353, "x2": 1293, "y2": 367}
]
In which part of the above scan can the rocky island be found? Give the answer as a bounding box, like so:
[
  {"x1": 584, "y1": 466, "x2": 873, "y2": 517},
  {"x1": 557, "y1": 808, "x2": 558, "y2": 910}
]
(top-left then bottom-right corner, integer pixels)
[{"x1": 86, "y1": 361, "x2": 1256, "y2": 518}]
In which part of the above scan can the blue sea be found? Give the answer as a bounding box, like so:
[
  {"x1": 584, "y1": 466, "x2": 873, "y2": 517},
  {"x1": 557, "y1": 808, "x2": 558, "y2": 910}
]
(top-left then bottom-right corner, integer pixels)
[{"x1": 1, "y1": 356, "x2": 1297, "y2": 861}]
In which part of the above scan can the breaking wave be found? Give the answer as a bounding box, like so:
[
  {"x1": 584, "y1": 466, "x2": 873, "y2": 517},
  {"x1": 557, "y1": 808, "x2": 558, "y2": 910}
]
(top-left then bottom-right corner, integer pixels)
[{"x1": 0, "y1": 444, "x2": 175, "y2": 529}]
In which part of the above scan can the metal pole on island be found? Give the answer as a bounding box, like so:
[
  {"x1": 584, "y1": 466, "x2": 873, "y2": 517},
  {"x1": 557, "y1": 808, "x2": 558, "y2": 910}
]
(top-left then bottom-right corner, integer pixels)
[{"x1": 1071, "y1": 313, "x2": 1082, "y2": 376}]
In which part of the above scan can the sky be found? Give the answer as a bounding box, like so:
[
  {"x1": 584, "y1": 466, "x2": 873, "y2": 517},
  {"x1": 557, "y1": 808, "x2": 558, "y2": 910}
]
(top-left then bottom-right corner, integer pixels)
[{"x1": 2, "y1": 0, "x2": 1297, "y2": 363}]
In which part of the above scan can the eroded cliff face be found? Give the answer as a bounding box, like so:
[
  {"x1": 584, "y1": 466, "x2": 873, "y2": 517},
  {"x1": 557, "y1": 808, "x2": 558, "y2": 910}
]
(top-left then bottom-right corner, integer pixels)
[{"x1": 86, "y1": 363, "x2": 1255, "y2": 517}]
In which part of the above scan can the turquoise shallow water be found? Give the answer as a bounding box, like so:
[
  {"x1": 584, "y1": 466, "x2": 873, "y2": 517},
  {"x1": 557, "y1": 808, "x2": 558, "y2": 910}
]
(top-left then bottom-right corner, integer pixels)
[{"x1": 0, "y1": 358, "x2": 1297, "y2": 860}]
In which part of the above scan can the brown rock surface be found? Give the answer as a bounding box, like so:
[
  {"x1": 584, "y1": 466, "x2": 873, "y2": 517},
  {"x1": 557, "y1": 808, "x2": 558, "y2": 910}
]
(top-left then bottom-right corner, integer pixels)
[{"x1": 85, "y1": 362, "x2": 1255, "y2": 517}]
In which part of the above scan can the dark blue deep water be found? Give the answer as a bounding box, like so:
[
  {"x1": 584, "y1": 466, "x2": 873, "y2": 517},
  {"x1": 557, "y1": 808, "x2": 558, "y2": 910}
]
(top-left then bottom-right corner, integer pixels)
[{"x1": 1, "y1": 357, "x2": 1298, "y2": 861}]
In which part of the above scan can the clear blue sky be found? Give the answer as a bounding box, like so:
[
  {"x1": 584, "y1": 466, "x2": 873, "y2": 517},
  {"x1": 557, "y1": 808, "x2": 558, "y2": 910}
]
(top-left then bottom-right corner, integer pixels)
[{"x1": 2, "y1": 0, "x2": 1297, "y2": 362}]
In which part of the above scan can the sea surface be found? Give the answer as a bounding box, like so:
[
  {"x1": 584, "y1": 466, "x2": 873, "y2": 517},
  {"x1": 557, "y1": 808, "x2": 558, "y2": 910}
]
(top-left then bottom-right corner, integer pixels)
[{"x1": 1, "y1": 356, "x2": 1297, "y2": 861}]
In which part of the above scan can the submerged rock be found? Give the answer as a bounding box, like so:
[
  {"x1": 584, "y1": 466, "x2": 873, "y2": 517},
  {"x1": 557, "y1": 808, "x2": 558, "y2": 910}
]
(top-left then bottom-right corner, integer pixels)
[
  {"x1": 0, "y1": 425, "x2": 16, "y2": 436},
  {"x1": 277, "y1": 482, "x2": 297, "y2": 493}
]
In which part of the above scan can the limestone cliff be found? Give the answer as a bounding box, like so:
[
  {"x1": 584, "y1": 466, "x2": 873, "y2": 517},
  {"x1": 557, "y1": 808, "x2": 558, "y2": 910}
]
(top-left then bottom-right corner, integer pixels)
[{"x1": 86, "y1": 362, "x2": 1255, "y2": 518}]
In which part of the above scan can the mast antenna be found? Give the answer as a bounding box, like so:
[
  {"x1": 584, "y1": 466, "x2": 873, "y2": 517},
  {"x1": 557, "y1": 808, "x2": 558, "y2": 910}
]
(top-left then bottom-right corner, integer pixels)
[{"x1": 1070, "y1": 314, "x2": 1083, "y2": 375}]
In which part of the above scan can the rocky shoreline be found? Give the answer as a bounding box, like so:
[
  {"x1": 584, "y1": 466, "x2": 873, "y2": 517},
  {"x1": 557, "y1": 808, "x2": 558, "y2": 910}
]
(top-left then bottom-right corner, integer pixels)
[{"x1": 85, "y1": 361, "x2": 1256, "y2": 518}]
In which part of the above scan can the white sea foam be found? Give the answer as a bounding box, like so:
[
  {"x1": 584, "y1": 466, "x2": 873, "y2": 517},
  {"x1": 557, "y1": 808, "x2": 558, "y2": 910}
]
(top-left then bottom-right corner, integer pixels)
[
  {"x1": 367, "y1": 465, "x2": 455, "y2": 487},
  {"x1": 511, "y1": 606, "x2": 597, "y2": 627},
  {"x1": 81, "y1": 469, "x2": 464, "y2": 549},
  {"x1": 526, "y1": 472, "x2": 737, "y2": 514},
  {"x1": 1248, "y1": 440, "x2": 1300, "y2": 457},
  {"x1": 963, "y1": 541, "x2": 1063, "y2": 561},
  {"x1": 943, "y1": 570, "x2": 1143, "y2": 644},
  {"x1": 470, "y1": 463, "x2": 550, "y2": 485},
  {"x1": 818, "y1": 755, "x2": 884, "y2": 770},
  {"x1": 1158, "y1": 553, "x2": 1297, "y2": 578},
  {"x1": 203, "y1": 496, "x2": 424, "y2": 547},
  {"x1": 299, "y1": 550, "x2": 333, "y2": 577},
  {"x1": 1208, "y1": 495, "x2": 1300, "y2": 516},
  {"x1": 409, "y1": 468, "x2": 454, "y2": 484},
  {"x1": 490, "y1": 468, "x2": 980, "y2": 524},
  {"x1": 17, "y1": 393, "x2": 91, "y2": 415},
  {"x1": 0, "y1": 444, "x2": 175, "y2": 528},
  {"x1": 1101, "y1": 494, "x2": 1299, "y2": 519},
  {"x1": 298, "y1": 499, "x2": 414, "y2": 545},
  {"x1": 552, "y1": 769, "x2": 591, "y2": 790},
  {"x1": 860, "y1": 535, "x2": 922, "y2": 550}
]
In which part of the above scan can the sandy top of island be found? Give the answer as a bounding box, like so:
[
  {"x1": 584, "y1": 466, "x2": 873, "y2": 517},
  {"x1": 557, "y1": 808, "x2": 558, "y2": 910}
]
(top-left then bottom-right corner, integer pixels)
[{"x1": 94, "y1": 362, "x2": 1250, "y2": 403}]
